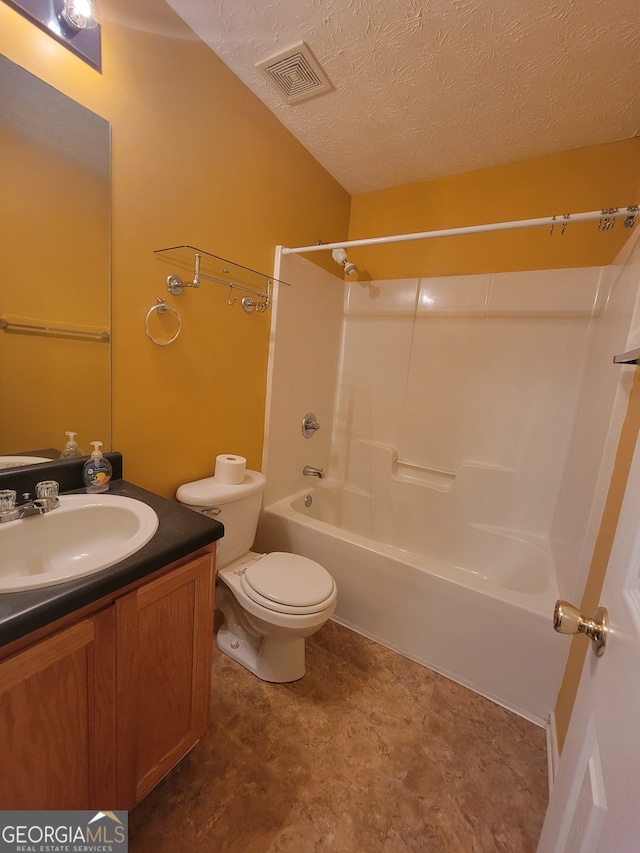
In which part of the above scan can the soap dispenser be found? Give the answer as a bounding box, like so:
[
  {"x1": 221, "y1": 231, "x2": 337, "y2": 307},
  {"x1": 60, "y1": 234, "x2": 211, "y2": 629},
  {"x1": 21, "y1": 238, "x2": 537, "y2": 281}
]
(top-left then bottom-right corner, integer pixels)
[
  {"x1": 82, "y1": 441, "x2": 112, "y2": 493},
  {"x1": 60, "y1": 431, "x2": 84, "y2": 459}
]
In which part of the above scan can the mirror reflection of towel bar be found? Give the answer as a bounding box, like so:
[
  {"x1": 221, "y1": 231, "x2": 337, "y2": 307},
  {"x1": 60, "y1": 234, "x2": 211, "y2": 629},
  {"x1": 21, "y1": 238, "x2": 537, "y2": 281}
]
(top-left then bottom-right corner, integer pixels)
[
  {"x1": 393, "y1": 456, "x2": 456, "y2": 479},
  {"x1": 0, "y1": 318, "x2": 109, "y2": 342}
]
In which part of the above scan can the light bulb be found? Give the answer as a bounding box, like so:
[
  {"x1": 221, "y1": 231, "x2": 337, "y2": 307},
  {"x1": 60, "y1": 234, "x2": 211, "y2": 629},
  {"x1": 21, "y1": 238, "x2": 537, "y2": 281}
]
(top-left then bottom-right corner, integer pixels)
[{"x1": 61, "y1": 0, "x2": 99, "y2": 30}]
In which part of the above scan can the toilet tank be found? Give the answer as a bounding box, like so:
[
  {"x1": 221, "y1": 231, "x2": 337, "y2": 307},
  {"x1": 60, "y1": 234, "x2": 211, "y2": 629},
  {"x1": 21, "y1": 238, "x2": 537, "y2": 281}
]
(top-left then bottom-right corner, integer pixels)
[{"x1": 176, "y1": 470, "x2": 266, "y2": 568}]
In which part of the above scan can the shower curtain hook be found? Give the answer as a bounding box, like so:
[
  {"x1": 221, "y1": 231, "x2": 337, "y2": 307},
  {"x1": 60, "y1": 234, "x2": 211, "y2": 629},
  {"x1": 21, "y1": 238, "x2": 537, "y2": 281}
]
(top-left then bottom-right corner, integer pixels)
[
  {"x1": 599, "y1": 208, "x2": 619, "y2": 231},
  {"x1": 228, "y1": 285, "x2": 238, "y2": 306},
  {"x1": 550, "y1": 216, "x2": 556, "y2": 237},
  {"x1": 624, "y1": 206, "x2": 638, "y2": 229},
  {"x1": 561, "y1": 214, "x2": 570, "y2": 236}
]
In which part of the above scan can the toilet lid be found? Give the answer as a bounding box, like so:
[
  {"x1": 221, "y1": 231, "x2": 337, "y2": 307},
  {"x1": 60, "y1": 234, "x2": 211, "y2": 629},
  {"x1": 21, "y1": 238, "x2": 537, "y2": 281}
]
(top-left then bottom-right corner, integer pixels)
[{"x1": 241, "y1": 552, "x2": 334, "y2": 608}]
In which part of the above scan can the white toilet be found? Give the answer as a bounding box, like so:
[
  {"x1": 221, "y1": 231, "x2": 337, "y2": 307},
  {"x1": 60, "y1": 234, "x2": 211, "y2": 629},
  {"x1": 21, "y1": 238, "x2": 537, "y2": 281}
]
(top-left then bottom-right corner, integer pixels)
[{"x1": 177, "y1": 470, "x2": 337, "y2": 682}]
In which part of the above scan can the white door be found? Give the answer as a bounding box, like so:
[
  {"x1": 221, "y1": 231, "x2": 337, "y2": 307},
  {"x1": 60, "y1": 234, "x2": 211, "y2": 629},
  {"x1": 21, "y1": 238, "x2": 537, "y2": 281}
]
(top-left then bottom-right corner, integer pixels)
[{"x1": 538, "y1": 429, "x2": 640, "y2": 852}]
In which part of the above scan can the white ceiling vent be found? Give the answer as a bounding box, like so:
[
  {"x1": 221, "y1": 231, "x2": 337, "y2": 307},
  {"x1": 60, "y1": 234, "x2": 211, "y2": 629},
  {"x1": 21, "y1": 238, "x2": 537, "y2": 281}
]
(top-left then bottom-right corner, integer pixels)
[{"x1": 257, "y1": 41, "x2": 333, "y2": 105}]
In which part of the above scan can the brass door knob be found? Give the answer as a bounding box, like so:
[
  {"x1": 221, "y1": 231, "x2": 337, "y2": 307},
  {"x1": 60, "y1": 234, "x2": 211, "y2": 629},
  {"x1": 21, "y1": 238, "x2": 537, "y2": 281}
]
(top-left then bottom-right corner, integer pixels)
[{"x1": 553, "y1": 600, "x2": 608, "y2": 657}]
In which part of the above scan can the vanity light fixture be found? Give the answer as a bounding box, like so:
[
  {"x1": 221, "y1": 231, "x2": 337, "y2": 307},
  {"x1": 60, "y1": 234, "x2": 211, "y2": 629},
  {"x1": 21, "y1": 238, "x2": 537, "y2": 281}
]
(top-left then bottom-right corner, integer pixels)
[
  {"x1": 60, "y1": 0, "x2": 98, "y2": 31},
  {"x1": 2, "y1": 0, "x2": 102, "y2": 71}
]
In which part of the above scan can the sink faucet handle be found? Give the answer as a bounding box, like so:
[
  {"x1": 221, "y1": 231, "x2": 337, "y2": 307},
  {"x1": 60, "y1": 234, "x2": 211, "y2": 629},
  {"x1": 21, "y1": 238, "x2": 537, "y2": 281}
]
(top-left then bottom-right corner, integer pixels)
[
  {"x1": 0, "y1": 489, "x2": 17, "y2": 511},
  {"x1": 36, "y1": 480, "x2": 60, "y2": 499}
]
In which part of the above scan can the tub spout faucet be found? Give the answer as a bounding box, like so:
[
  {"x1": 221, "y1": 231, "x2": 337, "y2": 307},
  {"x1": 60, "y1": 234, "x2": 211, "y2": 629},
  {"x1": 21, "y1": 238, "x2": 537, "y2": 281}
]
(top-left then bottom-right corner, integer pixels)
[{"x1": 303, "y1": 465, "x2": 325, "y2": 479}]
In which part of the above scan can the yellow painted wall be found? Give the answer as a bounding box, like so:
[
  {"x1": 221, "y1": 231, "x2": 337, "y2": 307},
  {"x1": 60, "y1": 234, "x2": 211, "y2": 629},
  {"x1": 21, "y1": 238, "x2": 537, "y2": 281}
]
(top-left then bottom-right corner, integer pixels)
[
  {"x1": 348, "y1": 140, "x2": 640, "y2": 279},
  {"x1": 0, "y1": 0, "x2": 350, "y2": 497}
]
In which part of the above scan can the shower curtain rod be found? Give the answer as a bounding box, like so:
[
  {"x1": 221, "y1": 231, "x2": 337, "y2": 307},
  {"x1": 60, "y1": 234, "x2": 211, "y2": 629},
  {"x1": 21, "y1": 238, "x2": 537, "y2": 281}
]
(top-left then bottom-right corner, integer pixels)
[{"x1": 281, "y1": 206, "x2": 638, "y2": 255}]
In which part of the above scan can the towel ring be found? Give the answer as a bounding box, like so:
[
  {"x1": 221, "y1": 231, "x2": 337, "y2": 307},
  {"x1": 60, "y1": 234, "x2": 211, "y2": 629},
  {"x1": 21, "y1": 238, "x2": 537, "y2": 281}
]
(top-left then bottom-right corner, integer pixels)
[{"x1": 145, "y1": 297, "x2": 181, "y2": 345}]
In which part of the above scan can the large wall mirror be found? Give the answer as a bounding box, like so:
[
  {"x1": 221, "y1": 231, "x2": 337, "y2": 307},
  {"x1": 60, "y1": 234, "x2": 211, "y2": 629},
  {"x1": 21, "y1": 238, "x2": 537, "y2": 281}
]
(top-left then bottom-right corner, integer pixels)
[{"x1": 0, "y1": 54, "x2": 111, "y2": 466}]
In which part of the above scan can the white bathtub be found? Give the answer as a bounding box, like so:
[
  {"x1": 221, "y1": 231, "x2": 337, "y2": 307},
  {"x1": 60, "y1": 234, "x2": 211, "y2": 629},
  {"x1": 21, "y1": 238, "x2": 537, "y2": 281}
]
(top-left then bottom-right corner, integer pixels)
[{"x1": 256, "y1": 484, "x2": 567, "y2": 723}]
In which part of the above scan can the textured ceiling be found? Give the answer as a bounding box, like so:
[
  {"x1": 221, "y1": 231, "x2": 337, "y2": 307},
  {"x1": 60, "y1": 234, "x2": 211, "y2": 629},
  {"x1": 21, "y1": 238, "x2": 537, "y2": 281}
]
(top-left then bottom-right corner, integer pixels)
[{"x1": 167, "y1": 0, "x2": 640, "y2": 194}]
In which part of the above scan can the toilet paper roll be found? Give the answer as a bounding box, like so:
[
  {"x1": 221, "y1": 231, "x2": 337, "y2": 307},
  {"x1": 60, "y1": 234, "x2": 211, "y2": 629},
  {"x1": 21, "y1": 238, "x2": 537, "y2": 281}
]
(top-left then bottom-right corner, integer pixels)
[{"x1": 214, "y1": 454, "x2": 246, "y2": 485}]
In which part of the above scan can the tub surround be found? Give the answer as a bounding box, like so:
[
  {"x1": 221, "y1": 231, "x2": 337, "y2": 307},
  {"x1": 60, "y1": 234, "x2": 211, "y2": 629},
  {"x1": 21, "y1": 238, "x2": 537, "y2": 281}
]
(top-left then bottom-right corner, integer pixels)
[
  {"x1": 262, "y1": 247, "x2": 640, "y2": 724},
  {"x1": 0, "y1": 456, "x2": 224, "y2": 647}
]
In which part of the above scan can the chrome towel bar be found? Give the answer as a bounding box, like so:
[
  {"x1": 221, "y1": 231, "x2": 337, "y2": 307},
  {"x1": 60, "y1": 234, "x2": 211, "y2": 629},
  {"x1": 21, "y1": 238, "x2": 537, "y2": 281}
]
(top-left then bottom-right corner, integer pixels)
[{"x1": 0, "y1": 318, "x2": 109, "y2": 342}]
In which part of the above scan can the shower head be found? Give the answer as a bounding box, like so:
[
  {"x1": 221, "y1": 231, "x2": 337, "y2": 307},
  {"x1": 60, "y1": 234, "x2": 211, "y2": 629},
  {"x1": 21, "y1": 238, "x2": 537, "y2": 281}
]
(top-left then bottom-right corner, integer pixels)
[{"x1": 331, "y1": 247, "x2": 357, "y2": 276}]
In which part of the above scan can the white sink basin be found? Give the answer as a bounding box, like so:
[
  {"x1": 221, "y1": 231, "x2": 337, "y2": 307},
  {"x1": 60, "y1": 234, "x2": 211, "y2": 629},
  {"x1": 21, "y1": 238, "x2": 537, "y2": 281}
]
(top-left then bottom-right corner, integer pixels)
[
  {"x1": 0, "y1": 494, "x2": 159, "y2": 592},
  {"x1": 0, "y1": 456, "x2": 54, "y2": 470}
]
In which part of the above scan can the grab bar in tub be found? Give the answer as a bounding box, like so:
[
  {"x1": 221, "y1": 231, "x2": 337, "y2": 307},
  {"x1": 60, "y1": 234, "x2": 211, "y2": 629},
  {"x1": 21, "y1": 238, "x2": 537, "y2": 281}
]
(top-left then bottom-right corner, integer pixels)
[{"x1": 393, "y1": 456, "x2": 456, "y2": 479}]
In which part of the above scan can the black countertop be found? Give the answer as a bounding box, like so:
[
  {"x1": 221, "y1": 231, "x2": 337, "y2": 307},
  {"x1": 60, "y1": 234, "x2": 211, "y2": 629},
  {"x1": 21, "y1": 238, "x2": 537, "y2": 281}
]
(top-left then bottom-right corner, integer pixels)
[{"x1": 0, "y1": 474, "x2": 224, "y2": 648}]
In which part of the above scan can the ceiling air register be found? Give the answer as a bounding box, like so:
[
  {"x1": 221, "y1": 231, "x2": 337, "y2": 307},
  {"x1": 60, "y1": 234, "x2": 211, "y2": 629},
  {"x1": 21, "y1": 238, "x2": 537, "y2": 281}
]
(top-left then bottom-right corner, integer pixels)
[{"x1": 257, "y1": 41, "x2": 333, "y2": 104}]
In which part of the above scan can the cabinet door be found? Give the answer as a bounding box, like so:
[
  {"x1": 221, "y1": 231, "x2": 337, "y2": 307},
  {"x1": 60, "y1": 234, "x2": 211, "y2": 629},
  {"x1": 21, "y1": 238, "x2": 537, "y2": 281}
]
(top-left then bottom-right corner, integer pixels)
[
  {"x1": 116, "y1": 552, "x2": 215, "y2": 809},
  {"x1": 0, "y1": 608, "x2": 117, "y2": 808}
]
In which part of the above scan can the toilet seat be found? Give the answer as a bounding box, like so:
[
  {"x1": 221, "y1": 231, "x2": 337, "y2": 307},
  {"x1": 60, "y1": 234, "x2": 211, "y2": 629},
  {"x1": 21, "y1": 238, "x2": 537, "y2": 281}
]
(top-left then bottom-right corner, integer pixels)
[{"x1": 240, "y1": 552, "x2": 336, "y2": 615}]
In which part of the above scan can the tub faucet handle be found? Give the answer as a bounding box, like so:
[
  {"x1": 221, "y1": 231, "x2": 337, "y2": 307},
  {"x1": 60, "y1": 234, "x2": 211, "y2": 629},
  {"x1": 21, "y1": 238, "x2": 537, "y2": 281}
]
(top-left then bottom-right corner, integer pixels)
[{"x1": 302, "y1": 412, "x2": 320, "y2": 439}]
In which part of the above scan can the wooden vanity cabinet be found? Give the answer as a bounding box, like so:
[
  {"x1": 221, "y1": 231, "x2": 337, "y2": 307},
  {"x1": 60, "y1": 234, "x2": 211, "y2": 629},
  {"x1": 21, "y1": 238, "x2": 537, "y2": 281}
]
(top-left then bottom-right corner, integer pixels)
[
  {"x1": 116, "y1": 552, "x2": 214, "y2": 809},
  {"x1": 0, "y1": 607, "x2": 117, "y2": 808},
  {"x1": 0, "y1": 549, "x2": 215, "y2": 810}
]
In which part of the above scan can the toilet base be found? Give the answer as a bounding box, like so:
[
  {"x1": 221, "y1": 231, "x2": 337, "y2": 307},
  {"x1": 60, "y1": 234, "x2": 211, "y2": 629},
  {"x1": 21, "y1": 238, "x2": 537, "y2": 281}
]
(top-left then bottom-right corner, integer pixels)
[{"x1": 216, "y1": 623, "x2": 306, "y2": 683}]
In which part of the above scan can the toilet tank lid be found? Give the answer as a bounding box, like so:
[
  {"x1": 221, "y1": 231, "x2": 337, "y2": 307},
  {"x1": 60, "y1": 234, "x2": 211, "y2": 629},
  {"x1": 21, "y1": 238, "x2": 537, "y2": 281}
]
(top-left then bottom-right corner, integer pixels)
[{"x1": 176, "y1": 469, "x2": 266, "y2": 506}]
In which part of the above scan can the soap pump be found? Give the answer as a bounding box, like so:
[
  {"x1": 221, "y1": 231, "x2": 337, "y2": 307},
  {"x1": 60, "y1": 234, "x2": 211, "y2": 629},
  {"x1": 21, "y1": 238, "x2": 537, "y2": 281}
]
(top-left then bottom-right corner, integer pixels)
[
  {"x1": 82, "y1": 441, "x2": 112, "y2": 493},
  {"x1": 60, "y1": 431, "x2": 84, "y2": 459}
]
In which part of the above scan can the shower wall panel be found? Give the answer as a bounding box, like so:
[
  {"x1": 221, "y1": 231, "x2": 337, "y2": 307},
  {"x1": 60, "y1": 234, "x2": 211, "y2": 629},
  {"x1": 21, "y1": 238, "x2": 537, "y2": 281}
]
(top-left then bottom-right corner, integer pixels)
[
  {"x1": 337, "y1": 266, "x2": 606, "y2": 540},
  {"x1": 263, "y1": 253, "x2": 344, "y2": 506}
]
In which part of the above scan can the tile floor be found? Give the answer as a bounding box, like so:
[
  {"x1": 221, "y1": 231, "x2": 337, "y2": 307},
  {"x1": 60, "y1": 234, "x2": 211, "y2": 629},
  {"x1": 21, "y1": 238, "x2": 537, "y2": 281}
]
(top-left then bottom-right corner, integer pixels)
[{"x1": 129, "y1": 620, "x2": 548, "y2": 852}]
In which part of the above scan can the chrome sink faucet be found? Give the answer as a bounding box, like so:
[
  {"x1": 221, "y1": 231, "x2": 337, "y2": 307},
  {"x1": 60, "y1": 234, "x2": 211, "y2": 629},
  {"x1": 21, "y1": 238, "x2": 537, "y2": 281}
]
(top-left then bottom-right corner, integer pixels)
[
  {"x1": 0, "y1": 482, "x2": 60, "y2": 523},
  {"x1": 303, "y1": 465, "x2": 325, "y2": 479}
]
